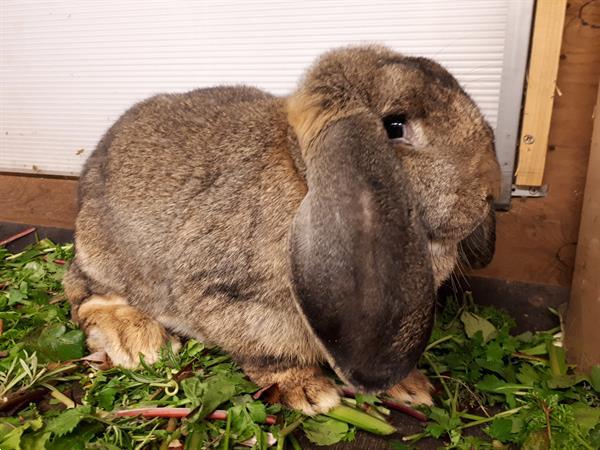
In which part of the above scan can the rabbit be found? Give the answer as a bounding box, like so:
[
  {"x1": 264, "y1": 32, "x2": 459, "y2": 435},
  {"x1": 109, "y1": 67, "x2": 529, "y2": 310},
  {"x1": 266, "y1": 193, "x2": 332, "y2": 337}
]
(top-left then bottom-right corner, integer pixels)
[{"x1": 63, "y1": 45, "x2": 500, "y2": 415}]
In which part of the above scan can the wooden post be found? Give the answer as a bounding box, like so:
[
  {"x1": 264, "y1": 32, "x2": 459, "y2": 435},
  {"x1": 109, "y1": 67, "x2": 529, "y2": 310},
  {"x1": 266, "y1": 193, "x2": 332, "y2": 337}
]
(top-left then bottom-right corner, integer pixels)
[
  {"x1": 515, "y1": 0, "x2": 567, "y2": 187},
  {"x1": 564, "y1": 84, "x2": 600, "y2": 372}
]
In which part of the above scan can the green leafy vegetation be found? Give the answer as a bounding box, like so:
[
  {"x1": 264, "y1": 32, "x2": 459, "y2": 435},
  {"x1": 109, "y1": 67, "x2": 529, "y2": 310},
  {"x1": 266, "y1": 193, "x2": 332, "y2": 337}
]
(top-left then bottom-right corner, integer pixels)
[
  {"x1": 402, "y1": 294, "x2": 600, "y2": 449},
  {"x1": 1, "y1": 239, "x2": 598, "y2": 449}
]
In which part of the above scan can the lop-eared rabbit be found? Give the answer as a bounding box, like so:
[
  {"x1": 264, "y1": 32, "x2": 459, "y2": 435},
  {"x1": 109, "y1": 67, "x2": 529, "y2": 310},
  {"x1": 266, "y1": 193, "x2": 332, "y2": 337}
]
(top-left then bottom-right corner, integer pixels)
[{"x1": 64, "y1": 46, "x2": 500, "y2": 414}]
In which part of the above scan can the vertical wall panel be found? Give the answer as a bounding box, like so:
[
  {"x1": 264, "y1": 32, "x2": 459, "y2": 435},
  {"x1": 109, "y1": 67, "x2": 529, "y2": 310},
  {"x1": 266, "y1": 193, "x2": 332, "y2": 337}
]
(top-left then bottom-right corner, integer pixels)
[{"x1": 1, "y1": 0, "x2": 526, "y2": 176}]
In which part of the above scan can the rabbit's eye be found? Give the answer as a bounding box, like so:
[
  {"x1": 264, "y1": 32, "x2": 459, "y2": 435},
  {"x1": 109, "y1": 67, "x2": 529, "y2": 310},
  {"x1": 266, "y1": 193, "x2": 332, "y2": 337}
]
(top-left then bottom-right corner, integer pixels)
[{"x1": 383, "y1": 114, "x2": 406, "y2": 140}]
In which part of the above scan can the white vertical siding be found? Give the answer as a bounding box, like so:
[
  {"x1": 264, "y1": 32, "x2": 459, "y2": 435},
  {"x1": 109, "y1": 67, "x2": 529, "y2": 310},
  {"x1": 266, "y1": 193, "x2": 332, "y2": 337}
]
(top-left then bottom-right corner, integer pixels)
[{"x1": 1, "y1": 0, "x2": 519, "y2": 175}]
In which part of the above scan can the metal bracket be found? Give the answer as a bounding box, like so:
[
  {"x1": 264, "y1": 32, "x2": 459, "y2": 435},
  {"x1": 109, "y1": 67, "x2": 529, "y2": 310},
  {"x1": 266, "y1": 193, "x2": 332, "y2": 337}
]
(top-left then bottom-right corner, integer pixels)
[{"x1": 511, "y1": 184, "x2": 549, "y2": 198}]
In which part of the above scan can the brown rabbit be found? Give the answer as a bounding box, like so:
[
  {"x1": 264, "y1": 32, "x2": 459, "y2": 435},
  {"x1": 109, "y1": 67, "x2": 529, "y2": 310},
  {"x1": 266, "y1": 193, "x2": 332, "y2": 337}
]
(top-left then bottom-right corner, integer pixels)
[{"x1": 63, "y1": 45, "x2": 500, "y2": 414}]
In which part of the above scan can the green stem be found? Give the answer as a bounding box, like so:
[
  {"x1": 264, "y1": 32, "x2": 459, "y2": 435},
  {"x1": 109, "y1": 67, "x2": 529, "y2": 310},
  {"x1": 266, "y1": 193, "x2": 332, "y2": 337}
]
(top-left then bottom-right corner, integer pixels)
[
  {"x1": 460, "y1": 412, "x2": 487, "y2": 421},
  {"x1": 457, "y1": 406, "x2": 525, "y2": 430},
  {"x1": 279, "y1": 417, "x2": 305, "y2": 438},
  {"x1": 221, "y1": 409, "x2": 232, "y2": 450},
  {"x1": 424, "y1": 353, "x2": 452, "y2": 400},
  {"x1": 430, "y1": 374, "x2": 490, "y2": 417},
  {"x1": 404, "y1": 406, "x2": 527, "y2": 442},
  {"x1": 288, "y1": 434, "x2": 302, "y2": 450},
  {"x1": 325, "y1": 404, "x2": 396, "y2": 435},
  {"x1": 134, "y1": 422, "x2": 161, "y2": 450},
  {"x1": 185, "y1": 431, "x2": 203, "y2": 450},
  {"x1": 451, "y1": 380, "x2": 460, "y2": 417},
  {"x1": 374, "y1": 405, "x2": 391, "y2": 416},
  {"x1": 573, "y1": 431, "x2": 594, "y2": 450},
  {"x1": 276, "y1": 435, "x2": 285, "y2": 450},
  {"x1": 425, "y1": 334, "x2": 455, "y2": 351},
  {"x1": 402, "y1": 432, "x2": 425, "y2": 442},
  {"x1": 342, "y1": 398, "x2": 388, "y2": 421},
  {"x1": 159, "y1": 428, "x2": 181, "y2": 450},
  {"x1": 41, "y1": 383, "x2": 75, "y2": 409},
  {"x1": 511, "y1": 352, "x2": 549, "y2": 364},
  {"x1": 277, "y1": 416, "x2": 305, "y2": 449}
]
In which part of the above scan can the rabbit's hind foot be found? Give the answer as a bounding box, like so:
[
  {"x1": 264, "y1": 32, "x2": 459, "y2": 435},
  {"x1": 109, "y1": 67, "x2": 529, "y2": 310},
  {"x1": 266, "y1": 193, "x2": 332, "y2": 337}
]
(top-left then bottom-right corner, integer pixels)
[
  {"x1": 387, "y1": 368, "x2": 434, "y2": 406},
  {"x1": 77, "y1": 294, "x2": 181, "y2": 369},
  {"x1": 246, "y1": 365, "x2": 340, "y2": 415}
]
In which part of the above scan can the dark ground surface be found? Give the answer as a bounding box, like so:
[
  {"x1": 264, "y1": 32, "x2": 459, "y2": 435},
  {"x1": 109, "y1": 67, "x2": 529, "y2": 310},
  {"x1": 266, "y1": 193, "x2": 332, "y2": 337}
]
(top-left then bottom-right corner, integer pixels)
[{"x1": 1, "y1": 222, "x2": 566, "y2": 449}]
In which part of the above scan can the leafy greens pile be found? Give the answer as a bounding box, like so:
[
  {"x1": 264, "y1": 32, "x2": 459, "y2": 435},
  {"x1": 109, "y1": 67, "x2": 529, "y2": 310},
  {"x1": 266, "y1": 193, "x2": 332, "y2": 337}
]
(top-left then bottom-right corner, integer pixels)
[
  {"x1": 0, "y1": 239, "x2": 599, "y2": 449},
  {"x1": 408, "y1": 294, "x2": 600, "y2": 449}
]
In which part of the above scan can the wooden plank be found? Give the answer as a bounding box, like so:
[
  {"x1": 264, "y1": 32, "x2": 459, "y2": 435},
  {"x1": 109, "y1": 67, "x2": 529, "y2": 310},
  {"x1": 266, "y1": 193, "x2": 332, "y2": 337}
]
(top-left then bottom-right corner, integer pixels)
[
  {"x1": 515, "y1": 0, "x2": 567, "y2": 186},
  {"x1": 0, "y1": 174, "x2": 78, "y2": 229},
  {"x1": 564, "y1": 82, "x2": 600, "y2": 371},
  {"x1": 475, "y1": 0, "x2": 600, "y2": 287}
]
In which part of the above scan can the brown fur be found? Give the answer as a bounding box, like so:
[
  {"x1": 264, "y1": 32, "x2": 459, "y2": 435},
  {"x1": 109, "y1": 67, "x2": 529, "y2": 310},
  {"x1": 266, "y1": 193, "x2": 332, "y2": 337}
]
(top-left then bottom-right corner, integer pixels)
[
  {"x1": 64, "y1": 46, "x2": 500, "y2": 413},
  {"x1": 387, "y1": 369, "x2": 434, "y2": 406},
  {"x1": 77, "y1": 294, "x2": 181, "y2": 368}
]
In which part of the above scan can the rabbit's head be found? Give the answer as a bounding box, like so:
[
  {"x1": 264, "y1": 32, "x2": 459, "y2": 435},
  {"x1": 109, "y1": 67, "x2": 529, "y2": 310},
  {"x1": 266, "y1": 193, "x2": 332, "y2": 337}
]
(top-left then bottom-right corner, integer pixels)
[{"x1": 286, "y1": 46, "x2": 500, "y2": 391}]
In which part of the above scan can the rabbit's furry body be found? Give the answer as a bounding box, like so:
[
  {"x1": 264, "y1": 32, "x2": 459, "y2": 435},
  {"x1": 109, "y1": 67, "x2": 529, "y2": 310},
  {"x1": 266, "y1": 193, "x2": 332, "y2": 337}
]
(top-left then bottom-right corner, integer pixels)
[{"x1": 64, "y1": 46, "x2": 500, "y2": 413}]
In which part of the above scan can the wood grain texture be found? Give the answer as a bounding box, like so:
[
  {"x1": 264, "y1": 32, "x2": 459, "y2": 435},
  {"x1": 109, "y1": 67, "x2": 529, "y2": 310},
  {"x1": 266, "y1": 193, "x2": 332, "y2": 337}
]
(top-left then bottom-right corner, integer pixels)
[
  {"x1": 0, "y1": 174, "x2": 78, "y2": 229},
  {"x1": 476, "y1": 0, "x2": 600, "y2": 286},
  {"x1": 564, "y1": 81, "x2": 600, "y2": 371},
  {"x1": 515, "y1": 0, "x2": 567, "y2": 186}
]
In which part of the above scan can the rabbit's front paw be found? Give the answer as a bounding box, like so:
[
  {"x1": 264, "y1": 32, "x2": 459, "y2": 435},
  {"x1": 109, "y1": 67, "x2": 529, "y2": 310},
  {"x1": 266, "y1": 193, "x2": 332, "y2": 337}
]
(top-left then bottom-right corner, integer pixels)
[
  {"x1": 248, "y1": 366, "x2": 340, "y2": 415},
  {"x1": 387, "y1": 368, "x2": 434, "y2": 406},
  {"x1": 279, "y1": 372, "x2": 340, "y2": 415},
  {"x1": 78, "y1": 294, "x2": 181, "y2": 368}
]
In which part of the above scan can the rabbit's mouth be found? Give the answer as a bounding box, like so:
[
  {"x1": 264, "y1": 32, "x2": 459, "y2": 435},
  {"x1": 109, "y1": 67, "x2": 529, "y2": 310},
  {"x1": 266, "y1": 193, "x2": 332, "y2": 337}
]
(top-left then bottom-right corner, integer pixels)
[
  {"x1": 428, "y1": 210, "x2": 495, "y2": 286},
  {"x1": 422, "y1": 198, "x2": 495, "y2": 284}
]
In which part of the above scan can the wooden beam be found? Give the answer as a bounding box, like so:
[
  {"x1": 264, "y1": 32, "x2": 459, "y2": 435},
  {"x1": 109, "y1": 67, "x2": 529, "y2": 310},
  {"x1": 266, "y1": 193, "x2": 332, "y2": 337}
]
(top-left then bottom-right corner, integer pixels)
[
  {"x1": 515, "y1": 0, "x2": 567, "y2": 186},
  {"x1": 564, "y1": 83, "x2": 600, "y2": 372},
  {"x1": 0, "y1": 174, "x2": 78, "y2": 229},
  {"x1": 474, "y1": 0, "x2": 600, "y2": 287}
]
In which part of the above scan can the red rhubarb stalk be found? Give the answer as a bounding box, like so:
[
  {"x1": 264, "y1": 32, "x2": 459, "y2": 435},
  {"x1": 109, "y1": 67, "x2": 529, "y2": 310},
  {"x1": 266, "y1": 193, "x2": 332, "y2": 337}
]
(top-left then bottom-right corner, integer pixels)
[
  {"x1": 0, "y1": 227, "x2": 36, "y2": 247},
  {"x1": 252, "y1": 383, "x2": 275, "y2": 400},
  {"x1": 380, "y1": 398, "x2": 428, "y2": 422},
  {"x1": 116, "y1": 407, "x2": 191, "y2": 418},
  {"x1": 115, "y1": 407, "x2": 277, "y2": 424},
  {"x1": 207, "y1": 409, "x2": 276, "y2": 424},
  {"x1": 265, "y1": 415, "x2": 277, "y2": 425},
  {"x1": 206, "y1": 409, "x2": 227, "y2": 420}
]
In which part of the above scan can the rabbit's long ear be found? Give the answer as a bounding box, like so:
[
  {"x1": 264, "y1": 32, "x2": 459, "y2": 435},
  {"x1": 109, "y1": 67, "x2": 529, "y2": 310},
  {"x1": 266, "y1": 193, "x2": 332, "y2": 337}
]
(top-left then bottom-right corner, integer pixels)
[
  {"x1": 288, "y1": 113, "x2": 435, "y2": 392},
  {"x1": 458, "y1": 207, "x2": 496, "y2": 269}
]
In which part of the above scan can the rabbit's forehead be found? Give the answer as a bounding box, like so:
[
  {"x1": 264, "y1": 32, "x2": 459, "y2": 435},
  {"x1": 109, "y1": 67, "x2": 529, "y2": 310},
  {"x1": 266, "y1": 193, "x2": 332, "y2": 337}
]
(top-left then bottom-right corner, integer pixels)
[
  {"x1": 376, "y1": 56, "x2": 459, "y2": 90},
  {"x1": 371, "y1": 62, "x2": 492, "y2": 144},
  {"x1": 371, "y1": 62, "x2": 471, "y2": 116}
]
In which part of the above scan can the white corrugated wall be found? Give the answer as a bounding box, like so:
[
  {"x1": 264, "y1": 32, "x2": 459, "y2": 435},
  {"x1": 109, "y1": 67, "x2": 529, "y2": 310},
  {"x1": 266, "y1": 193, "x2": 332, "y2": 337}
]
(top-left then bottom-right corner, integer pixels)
[{"x1": 1, "y1": 0, "x2": 519, "y2": 176}]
